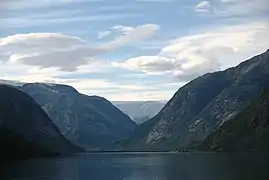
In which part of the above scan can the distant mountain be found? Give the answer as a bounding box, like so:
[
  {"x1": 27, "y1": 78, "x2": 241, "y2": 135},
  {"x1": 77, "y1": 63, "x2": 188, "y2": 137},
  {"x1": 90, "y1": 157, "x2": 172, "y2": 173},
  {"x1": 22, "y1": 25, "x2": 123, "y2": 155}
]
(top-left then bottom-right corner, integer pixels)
[
  {"x1": 113, "y1": 101, "x2": 166, "y2": 124},
  {"x1": 0, "y1": 85, "x2": 82, "y2": 162},
  {"x1": 123, "y1": 49, "x2": 269, "y2": 151},
  {"x1": 201, "y1": 88, "x2": 269, "y2": 152},
  {"x1": 19, "y1": 83, "x2": 137, "y2": 150}
]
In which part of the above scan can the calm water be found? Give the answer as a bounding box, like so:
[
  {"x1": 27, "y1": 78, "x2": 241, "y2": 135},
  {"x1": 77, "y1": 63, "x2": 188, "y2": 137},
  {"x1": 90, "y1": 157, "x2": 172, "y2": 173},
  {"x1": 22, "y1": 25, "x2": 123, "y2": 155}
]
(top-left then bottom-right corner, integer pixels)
[{"x1": 1, "y1": 152, "x2": 269, "y2": 180}]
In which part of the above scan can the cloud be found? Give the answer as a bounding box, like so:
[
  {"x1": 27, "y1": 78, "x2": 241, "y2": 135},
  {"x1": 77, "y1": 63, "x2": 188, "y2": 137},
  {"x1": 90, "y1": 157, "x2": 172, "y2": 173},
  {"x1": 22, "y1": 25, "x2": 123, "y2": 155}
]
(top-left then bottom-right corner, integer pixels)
[
  {"x1": 102, "y1": 24, "x2": 160, "y2": 49},
  {"x1": 0, "y1": 24, "x2": 159, "y2": 71},
  {"x1": 195, "y1": 1, "x2": 212, "y2": 13},
  {"x1": 112, "y1": 21, "x2": 269, "y2": 82},
  {"x1": 0, "y1": 33, "x2": 105, "y2": 71},
  {"x1": 1, "y1": 1, "x2": 141, "y2": 28},
  {"x1": 0, "y1": 0, "x2": 102, "y2": 10},
  {"x1": 2, "y1": 13, "x2": 142, "y2": 28},
  {"x1": 112, "y1": 56, "x2": 178, "y2": 74},
  {"x1": 198, "y1": 0, "x2": 269, "y2": 17},
  {"x1": 64, "y1": 78, "x2": 153, "y2": 92},
  {"x1": 0, "y1": 33, "x2": 87, "y2": 48},
  {"x1": 97, "y1": 30, "x2": 112, "y2": 39},
  {"x1": 0, "y1": 61, "x2": 175, "y2": 101}
]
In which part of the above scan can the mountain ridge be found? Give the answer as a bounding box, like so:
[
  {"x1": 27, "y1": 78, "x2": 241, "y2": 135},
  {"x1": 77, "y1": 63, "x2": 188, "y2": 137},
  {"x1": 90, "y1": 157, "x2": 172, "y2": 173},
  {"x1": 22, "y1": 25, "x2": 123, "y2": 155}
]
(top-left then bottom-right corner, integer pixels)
[
  {"x1": 19, "y1": 83, "x2": 137, "y2": 150},
  {"x1": 123, "y1": 49, "x2": 269, "y2": 151},
  {"x1": 0, "y1": 85, "x2": 83, "y2": 162}
]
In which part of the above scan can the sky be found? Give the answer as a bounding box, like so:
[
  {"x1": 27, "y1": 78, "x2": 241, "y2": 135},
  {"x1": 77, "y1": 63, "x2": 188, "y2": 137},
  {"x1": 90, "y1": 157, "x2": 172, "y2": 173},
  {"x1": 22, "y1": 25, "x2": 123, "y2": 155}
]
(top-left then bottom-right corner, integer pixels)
[{"x1": 0, "y1": 0, "x2": 269, "y2": 101}]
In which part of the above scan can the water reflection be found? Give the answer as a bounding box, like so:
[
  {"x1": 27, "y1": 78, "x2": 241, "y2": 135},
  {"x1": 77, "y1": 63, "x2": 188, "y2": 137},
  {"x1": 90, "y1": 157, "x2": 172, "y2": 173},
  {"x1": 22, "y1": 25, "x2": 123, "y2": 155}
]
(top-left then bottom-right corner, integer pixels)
[{"x1": 1, "y1": 153, "x2": 269, "y2": 180}]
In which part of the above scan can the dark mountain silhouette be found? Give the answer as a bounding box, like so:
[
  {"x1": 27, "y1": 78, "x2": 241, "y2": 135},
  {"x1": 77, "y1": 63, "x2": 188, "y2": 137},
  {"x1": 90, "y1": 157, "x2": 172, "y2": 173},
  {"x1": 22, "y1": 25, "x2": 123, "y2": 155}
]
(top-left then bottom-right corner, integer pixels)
[{"x1": 0, "y1": 85, "x2": 83, "y2": 163}]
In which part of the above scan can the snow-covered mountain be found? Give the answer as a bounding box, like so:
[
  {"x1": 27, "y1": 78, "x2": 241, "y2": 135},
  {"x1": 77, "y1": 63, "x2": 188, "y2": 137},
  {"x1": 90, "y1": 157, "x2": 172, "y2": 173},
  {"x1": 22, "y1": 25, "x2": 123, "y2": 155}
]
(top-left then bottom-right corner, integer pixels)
[{"x1": 113, "y1": 101, "x2": 167, "y2": 124}]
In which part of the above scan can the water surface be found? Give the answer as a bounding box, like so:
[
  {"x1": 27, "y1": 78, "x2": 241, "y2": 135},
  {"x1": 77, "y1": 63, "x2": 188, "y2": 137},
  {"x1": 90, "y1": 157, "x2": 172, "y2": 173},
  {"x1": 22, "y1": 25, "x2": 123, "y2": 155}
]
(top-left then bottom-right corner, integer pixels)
[{"x1": 2, "y1": 152, "x2": 269, "y2": 180}]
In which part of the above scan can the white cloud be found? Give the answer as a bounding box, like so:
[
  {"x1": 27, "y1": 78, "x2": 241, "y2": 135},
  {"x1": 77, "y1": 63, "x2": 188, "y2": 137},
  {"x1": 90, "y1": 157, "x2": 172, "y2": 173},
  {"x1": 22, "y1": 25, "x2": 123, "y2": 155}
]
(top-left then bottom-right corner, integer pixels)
[
  {"x1": 194, "y1": 0, "x2": 269, "y2": 17},
  {"x1": 0, "y1": 61, "x2": 174, "y2": 101},
  {"x1": 0, "y1": 63, "x2": 59, "y2": 83},
  {"x1": 0, "y1": 24, "x2": 159, "y2": 71},
  {"x1": 208, "y1": 0, "x2": 269, "y2": 17},
  {"x1": 97, "y1": 30, "x2": 112, "y2": 39},
  {"x1": 112, "y1": 56, "x2": 178, "y2": 74},
  {"x1": 0, "y1": 33, "x2": 105, "y2": 71},
  {"x1": 2, "y1": 13, "x2": 142, "y2": 28},
  {"x1": 65, "y1": 79, "x2": 152, "y2": 92},
  {"x1": 0, "y1": 33, "x2": 87, "y2": 48},
  {"x1": 0, "y1": 23, "x2": 165, "y2": 100},
  {"x1": 102, "y1": 24, "x2": 160, "y2": 49},
  {"x1": 195, "y1": 1, "x2": 212, "y2": 13},
  {"x1": 112, "y1": 21, "x2": 269, "y2": 82},
  {"x1": 1, "y1": 0, "x2": 102, "y2": 10}
]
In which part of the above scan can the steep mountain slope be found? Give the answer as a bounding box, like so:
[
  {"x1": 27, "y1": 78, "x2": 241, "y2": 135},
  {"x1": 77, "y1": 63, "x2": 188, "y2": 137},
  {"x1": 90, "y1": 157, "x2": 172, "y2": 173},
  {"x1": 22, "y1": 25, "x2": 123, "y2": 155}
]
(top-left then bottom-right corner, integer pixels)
[
  {"x1": 113, "y1": 101, "x2": 166, "y2": 124},
  {"x1": 20, "y1": 83, "x2": 137, "y2": 150},
  {"x1": 201, "y1": 88, "x2": 269, "y2": 152},
  {"x1": 124, "y1": 49, "x2": 269, "y2": 151},
  {"x1": 0, "y1": 85, "x2": 82, "y2": 162}
]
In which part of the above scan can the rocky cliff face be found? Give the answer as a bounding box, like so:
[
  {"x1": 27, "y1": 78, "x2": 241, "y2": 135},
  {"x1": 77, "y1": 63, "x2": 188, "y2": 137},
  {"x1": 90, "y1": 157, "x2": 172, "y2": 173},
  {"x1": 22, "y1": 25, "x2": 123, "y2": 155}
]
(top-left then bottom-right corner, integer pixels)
[
  {"x1": 20, "y1": 83, "x2": 137, "y2": 150},
  {"x1": 124, "y1": 49, "x2": 269, "y2": 151},
  {"x1": 201, "y1": 87, "x2": 269, "y2": 152},
  {"x1": 0, "y1": 85, "x2": 82, "y2": 162}
]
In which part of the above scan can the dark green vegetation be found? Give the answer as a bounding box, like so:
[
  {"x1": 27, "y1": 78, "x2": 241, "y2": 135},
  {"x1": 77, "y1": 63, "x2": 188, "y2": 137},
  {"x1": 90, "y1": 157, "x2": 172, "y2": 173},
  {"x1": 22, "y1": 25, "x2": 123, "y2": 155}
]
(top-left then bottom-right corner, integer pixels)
[
  {"x1": 201, "y1": 88, "x2": 269, "y2": 152},
  {"x1": 124, "y1": 49, "x2": 269, "y2": 151},
  {"x1": 0, "y1": 85, "x2": 83, "y2": 163},
  {"x1": 20, "y1": 83, "x2": 137, "y2": 150}
]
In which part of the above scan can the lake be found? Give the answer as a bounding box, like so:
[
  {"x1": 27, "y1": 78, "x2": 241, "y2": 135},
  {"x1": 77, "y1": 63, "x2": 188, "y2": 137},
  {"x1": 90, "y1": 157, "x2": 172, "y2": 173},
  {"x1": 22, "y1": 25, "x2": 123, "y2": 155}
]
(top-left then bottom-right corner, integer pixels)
[{"x1": 1, "y1": 152, "x2": 269, "y2": 180}]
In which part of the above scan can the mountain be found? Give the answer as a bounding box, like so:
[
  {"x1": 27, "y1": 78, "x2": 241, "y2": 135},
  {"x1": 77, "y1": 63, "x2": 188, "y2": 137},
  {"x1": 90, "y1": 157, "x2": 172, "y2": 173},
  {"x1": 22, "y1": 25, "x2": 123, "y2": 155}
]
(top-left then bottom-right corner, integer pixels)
[
  {"x1": 19, "y1": 83, "x2": 137, "y2": 150},
  {"x1": 123, "y1": 49, "x2": 269, "y2": 151},
  {"x1": 0, "y1": 85, "x2": 82, "y2": 162},
  {"x1": 200, "y1": 87, "x2": 269, "y2": 152},
  {"x1": 113, "y1": 101, "x2": 166, "y2": 124}
]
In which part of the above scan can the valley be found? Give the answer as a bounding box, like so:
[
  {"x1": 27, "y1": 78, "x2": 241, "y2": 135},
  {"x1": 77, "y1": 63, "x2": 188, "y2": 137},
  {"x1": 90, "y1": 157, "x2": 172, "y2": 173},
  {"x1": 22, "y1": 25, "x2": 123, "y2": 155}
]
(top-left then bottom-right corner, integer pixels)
[{"x1": 1, "y1": 50, "x2": 269, "y2": 159}]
